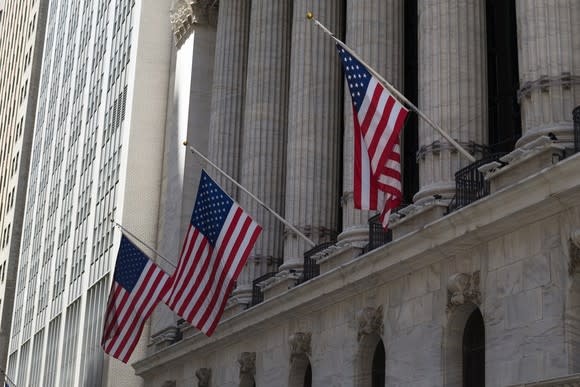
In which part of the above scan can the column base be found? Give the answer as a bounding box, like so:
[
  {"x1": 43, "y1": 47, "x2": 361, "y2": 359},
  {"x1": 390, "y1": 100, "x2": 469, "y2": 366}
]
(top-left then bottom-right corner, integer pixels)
[
  {"x1": 337, "y1": 224, "x2": 370, "y2": 246},
  {"x1": 516, "y1": 122, "x2": 574, "y2": 149},
  {"x1": 149, "y1": 326, "x2": 180, "y2": 352}
]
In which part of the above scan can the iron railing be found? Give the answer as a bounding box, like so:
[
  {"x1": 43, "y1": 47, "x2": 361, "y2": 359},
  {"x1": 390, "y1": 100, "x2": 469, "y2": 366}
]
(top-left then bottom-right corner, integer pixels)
[
  {"x1": 250, "y1": 271, "x2": 277, "y2": 307},
  {"x1": 363, "y1": 214, "x2": 393, "y2": 254},
  {"x1": 574, "y1": 105, "x2": 580, "y2": 153},
  {"x1": 297, "y1": 241, "x2": 336, "y2": 284},
  {"x1": 447, "y1": 153, "x2": 507, "y2": 213}
]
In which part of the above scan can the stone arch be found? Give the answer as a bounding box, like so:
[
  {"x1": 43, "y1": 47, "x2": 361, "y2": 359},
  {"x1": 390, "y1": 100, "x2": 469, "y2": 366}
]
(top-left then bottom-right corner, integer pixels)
[
  {"x1": 355, "y1": 331, "x2": 384, "y2": 387},
  {"x1": 443, "y1": 302, "x2": 481, "y2": 387},
  {"x1": 355, "y1": 305, "x2": 385, "y2": 387},
  {"x1": 288, "y1": 332, "x2": 312, "y2": 387},
  {"x1": 566, "y1": 232, "x2": 580, "y2": 372}
]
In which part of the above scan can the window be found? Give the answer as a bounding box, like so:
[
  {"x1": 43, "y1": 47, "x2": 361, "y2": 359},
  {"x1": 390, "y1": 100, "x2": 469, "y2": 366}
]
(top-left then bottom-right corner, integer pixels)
[{"x1": 372, "y1": 339, "x2": 386, "y2": 387}]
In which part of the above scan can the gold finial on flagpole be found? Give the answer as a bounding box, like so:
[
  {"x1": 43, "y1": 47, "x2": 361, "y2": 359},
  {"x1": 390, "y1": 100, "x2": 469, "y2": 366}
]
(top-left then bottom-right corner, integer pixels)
[{"x1": 306, "y1": 11, "x2": 314, "y2": 20}]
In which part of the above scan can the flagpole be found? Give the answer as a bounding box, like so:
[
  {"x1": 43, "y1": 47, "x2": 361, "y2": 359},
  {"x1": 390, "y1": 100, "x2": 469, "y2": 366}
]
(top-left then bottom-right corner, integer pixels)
[
  {"x1": 306, "y1": 12, "x2": 476, "y2": 163},
  {"x1": 184, "y1": 142, "x2": 317, "y2": 248},
  {"x1": 111, "y1": 221, "x2": 177, "y2": 269}
]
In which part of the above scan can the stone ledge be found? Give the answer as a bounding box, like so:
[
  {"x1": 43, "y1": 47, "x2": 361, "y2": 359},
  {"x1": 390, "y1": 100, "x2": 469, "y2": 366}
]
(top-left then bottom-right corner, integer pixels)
[
  {"x1": 508, "y1": 373, "x2": 580, "y2": 386},
  {"x1": 134, "y1": 154, "x2": 580, "y2": 376},
  {"x1": 389, "y1": 201, "x2": 448, "y2": 240}
]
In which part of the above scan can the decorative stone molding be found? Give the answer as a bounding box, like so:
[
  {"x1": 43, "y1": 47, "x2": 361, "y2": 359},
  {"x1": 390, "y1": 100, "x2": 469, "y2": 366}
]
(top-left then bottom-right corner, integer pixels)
[
  {"x1": 150, "y1": 327, "x2": 180, "y2": 350},
  {"x1": 238, "y1": 352, "x2": 256, "y2": 376},
  {"x1": 569, "y1": 230, "x2": 580, "y2": 275},
  {"x1": 357, "y1": 305, "x2": 384, "y2": 342},
  {"x1": 416, "y1": 140, "x2": 487, "y2": 161},
  {"x1": 447, "y1": 271, "x2": 481, "y2": 310},
  {"x1": 289, "y1": 332, "x2": 311, "y2": 360},
  {"x1": 169, "y1": 0, "x2": 217, "y2": 47},
  {"x1": 517, "y1": 73, "x2": 580, "y2": 101},
  {"x1": 196, "y1": 368, "x2": 211, "y2": 387}
]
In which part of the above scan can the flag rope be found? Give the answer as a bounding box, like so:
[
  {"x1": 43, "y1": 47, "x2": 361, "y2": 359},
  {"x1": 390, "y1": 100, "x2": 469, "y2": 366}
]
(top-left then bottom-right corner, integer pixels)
[
  {"x1": 184, "y1": 143, "x2": 317, "y2": 248},
  {"x1": 111, "y1": 221, "x2": 177, "y2": 270},
  {"x1": 306, "y1": 12, "x2": 476, "y2": 163}
]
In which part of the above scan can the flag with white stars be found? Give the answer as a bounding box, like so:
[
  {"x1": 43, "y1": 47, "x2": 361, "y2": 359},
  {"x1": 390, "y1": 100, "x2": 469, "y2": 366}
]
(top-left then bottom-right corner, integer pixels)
[
  {"x1": 102, "y1": 235, "x2": 171, "y2": 363},
  {"x1": 166, "y1": 170, "x2": 262, "y2": 336},
  {"x1": 337, "y1": 45, "x2": 408, "y2": 230}
]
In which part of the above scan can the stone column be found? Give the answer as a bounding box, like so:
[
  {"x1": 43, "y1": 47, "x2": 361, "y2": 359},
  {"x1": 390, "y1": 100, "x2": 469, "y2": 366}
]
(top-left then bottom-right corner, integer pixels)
[
  {"x1": 339, "y1": 0, "x2": 404, "y2": 244},
  {"x1": 281, "y1": 0, "x2": 344, "y2": 271},
  {"x1": 232, "y1": 0, "x2": 292, "y2": 305},
  {"x1": 515, "y1": 0, "x2": 580, "y2": 148},
  {"x1": 207, "y1": 0, "x2": 251, "y2": 197},
  {"x1": 414, "y1": 0, "x2": 487, "y2": 204}
]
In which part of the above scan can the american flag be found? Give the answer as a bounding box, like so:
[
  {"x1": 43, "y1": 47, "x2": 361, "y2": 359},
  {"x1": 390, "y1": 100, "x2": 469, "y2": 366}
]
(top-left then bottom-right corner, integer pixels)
[
  {"x1": 101, "y1": 235, "x2": 171, "y2": 363},
  {"x1": 167, "y1": 170, "x2": 262, "y2": 336},
  {"x1": 337, "y1": 45, "x2": 408, "y2": 229}
]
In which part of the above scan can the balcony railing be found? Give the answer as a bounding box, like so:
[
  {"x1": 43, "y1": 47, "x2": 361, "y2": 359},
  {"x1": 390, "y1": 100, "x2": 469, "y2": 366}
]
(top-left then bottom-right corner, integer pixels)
[
  {"x1": 297, "y1": 241, "x2": 336, "y2": 284},
  {"x1": 574, "y1": 105, "x2": 580, "y2": 153},
  {"x1": 250, "y1": 271, "x2": 277, "y2": 307},
  {"x1": 363, "y1": 214, "x2": 393, "y2": 254},
  {"x1": 447, "y1": 153, "x2": 507, "y2": 213}
]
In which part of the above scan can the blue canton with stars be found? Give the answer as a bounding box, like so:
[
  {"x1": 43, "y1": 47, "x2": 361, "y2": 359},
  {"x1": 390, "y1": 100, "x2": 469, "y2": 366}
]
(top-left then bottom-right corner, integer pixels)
[
  {"x1": 336, "y1": 44, "x2": 371, "y2": 113},
  {"x1": 114, "y1": 235, "x2": 149, "y2": 292},
  {"x1": 191, "y1": 170, "x2": 234, "y2": 248}
]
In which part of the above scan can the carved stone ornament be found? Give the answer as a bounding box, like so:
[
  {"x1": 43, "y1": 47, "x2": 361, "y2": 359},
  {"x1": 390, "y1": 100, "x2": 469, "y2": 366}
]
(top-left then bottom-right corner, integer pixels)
[
  {"x1": 289, "y1": 332, "x2": 311, "y2": 360},
  {"x1": 447, "y1": 271, "x2": 481, "y2": 310},
  {"x1": 357, "y1": 305, "x2": 384, "y2": 342},
  {"x1": 569, "y1": 230, "x2": 580, "y2": 275},
  {"x1": 169, "y1": 0, "x2": 216, "y2": 47},
  {"x1": 195, "y1": 368, "x2": 211, "y2": 387},
  {"x1": 238, "y1": 352, "x2": 256, "y2": 376}
]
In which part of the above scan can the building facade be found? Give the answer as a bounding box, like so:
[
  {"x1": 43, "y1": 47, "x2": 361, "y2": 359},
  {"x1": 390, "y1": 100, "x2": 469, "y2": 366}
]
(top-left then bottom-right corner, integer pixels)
[
  {"x1": 0, "y1": 0, "x2": 50, "y2": 373},
  {"x1": 135, "y1": 0, "x2": 580, "y2": 387},
  {"x1": 5, "y1": 0, "x2": 172, "y2": 386}
]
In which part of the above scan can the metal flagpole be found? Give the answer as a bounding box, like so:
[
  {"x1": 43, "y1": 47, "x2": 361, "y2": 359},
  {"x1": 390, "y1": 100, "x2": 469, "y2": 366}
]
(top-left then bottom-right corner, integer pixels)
[
  {"x1": 306, "y1": 12, "x2": 476, "y2": 163},
  {"x1": 184, "y1": 142, "x2": 317, "y2": 248},
  {"x1": 111, "y1": 221, "x2": 177, "y2": 270}
]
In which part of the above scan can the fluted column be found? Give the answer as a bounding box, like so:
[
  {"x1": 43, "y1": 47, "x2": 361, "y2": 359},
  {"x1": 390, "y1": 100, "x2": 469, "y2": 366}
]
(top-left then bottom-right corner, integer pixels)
[
  {"x1": 515, "y1": 0, "x2": 580, "y2": 148},
  {"x1": 233, "y1": 0, "x2": 292, "y2": 303},
  {"x1": 339, "y1": 0, "x2": 404, "y2": 243},
  {"x1": 282, "y1": 1, "x2": 344, "y2": 271},
  {"x1": 207, "y1": 0, "x2": 250, "y2": 197},
  {"x1": 414, "y1": 0, "x2": 487, "y2": 204}
]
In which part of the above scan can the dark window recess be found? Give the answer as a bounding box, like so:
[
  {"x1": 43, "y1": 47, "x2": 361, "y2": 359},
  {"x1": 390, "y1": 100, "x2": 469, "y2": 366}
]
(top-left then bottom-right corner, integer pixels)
[
  {"x1": 486, "y1": 0, "x2": 521, "y2": 153},
  {"x1": 574, "y1": 106, "x2": 580, "y2": 153},
  {"x1": 403, "y1": 0, "x2": 419, "y2": 203},
  {"x1": 304, "y1": 363, "x2": 312, "y2": 387},
  {"x1": 463, "y1": 309, "x2": 485, "y2": 387},
  {"x1": 372, "y1": 340, "x2": 386, "y2": 387}
]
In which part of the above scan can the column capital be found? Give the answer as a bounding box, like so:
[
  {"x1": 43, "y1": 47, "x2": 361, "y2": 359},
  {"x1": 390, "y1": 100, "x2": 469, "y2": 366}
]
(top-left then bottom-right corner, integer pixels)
[{"x1": 169, "y1": 0, "x2": 217, "y2": 47}]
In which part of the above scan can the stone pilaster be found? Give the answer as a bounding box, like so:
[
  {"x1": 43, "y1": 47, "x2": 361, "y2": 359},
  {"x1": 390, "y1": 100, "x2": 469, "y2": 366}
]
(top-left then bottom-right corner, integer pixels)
[
  {"x1": 233, "y1": 0, "x2": 292, "y2": 304},
  {"x1": 207, "y1": 0, "x2": 251, "y2": 197},
  {"x1": 282, "y1": 0, "x2": 344, "y2": 271},
  {"x1": 339, "y1": 0, "x2": 404, "y2": 244},
  {"x1": 515, "y1": 0, "x2": 580, "y2": 148},
  {"x1": 151, "y1": 2, "x2": 216, "y2": 347},
  {"x1": 414, "y1": 0, "x2": 487, "y2": 204}
]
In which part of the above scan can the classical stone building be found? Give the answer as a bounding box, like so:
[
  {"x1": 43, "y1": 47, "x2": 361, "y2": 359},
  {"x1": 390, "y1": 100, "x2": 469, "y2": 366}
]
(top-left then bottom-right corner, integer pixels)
[{"x1": 135, "y1": 0, "x2": 580, "y2": 386}]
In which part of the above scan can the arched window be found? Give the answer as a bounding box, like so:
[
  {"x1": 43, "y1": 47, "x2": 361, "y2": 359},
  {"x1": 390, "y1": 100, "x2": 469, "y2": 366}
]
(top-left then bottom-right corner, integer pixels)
[
  {"x1": 463, "y1": 309, "x2": 485, "y2": 387},
  {"x1": 372, "y1": 339, "x2": 386, "y2": 387},
  {"x1": 304, "y1": 363, "x2": 312, "y2": 387}
]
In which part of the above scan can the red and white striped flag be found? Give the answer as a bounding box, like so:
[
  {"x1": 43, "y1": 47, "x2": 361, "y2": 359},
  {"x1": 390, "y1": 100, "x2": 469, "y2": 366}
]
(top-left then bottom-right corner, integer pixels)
[
  {"x1": 337, "y1": 45, "x2": 408, "y2": 229},
  {"x1": 101, "y1": 235, "x2": 172, "y2": 363},
  {"x1": 167, "y1": 170, "x2": 262, "y2": 336}
]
